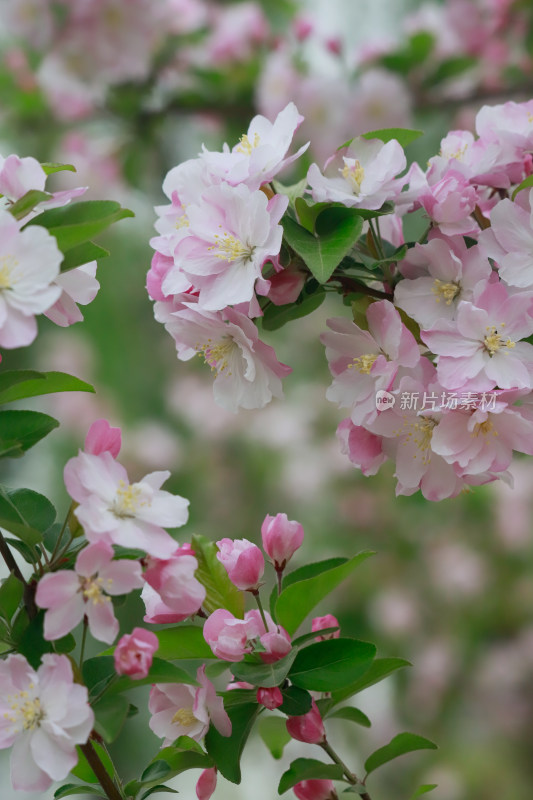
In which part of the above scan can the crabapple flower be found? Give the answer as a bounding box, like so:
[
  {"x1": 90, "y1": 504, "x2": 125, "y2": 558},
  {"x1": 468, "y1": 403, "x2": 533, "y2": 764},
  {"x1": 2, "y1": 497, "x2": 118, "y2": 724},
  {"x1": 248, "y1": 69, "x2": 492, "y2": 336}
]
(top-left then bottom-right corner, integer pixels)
[
  {"x1": 44, "y1": 262, "x2": 100, "y2": 327},
  {"x1": 149, "y1": 666, "x2": 231, "y2": 745},
  {"x1": 321, "y1": 300, "x2": 420, "y2": 426},
  {"x1": 0, "y1": 654, "x2": 94, "y2": 792},
  {"x1": 257, "y1": 687, "x2": 283, "y2": 709},
  {"x1": 245, "y1": 609, "x2": 292, "y2": 663},
  {"x1": 161, "y1": 304, "x2": 291, "y2": 412},
  {"x1": 286, "y1": 699, "x2": 326, "y2": 744},
  {"x1": 293, "y1": 779, "x2": 338, "y2": 800},
  {"x1": 203, "y1": 609, "x2": 254, "y2": 662},
  {"x1": 216, "y1": 537, "x2": 265, "y2": 591},
  {"x1": 173, "y1": 183, "x2": 288, "y2": 310},
  {"x1": 421, "y1": 279, "x2": 533, "y2": 391},
  {"x1": 404, "y1": 164, "x2": 479, "y2": 236},
  {"x1": 114, "y1": 627, "x2": 159, "y2": 679},
  {"x1": 196, "y1": 767, "x2": 218, "y2": 800},
  {"x1": 312, "y1": 615, "x2": 340, "y2": 641},
  {"x1": 142, "y1": 547, "x2": 206, "y2": 622},
  {"x1": 307, "y1": 136, "x2": 406, "y2": 209},
  {"x1": 64, "y1": 447, "x2": 189, "y2": 558},
  {"x1": 35, "y1": 541, "x2": 143, "y2": 643},
  {"x1": 478, "y1": 189, "x2": 533, "y2": 289},
  {"x1": 261, "y1": 512, "x2": 304, "y2": 571},
  {"x1": 200, "y1": 102, "x2": 308, "y2": 190},
  {"x1": 337, "y1": 418, "x2": 387, "y2": 476},
  {"x1": 84, "y1": 418, "x2": 121, "y2": 458},
  {"x1": 0, "y1": 153, "x2": 86, "y2": 211},
  {"x1": 0, "y1": 209, "x2": 62, "y2": 348}
]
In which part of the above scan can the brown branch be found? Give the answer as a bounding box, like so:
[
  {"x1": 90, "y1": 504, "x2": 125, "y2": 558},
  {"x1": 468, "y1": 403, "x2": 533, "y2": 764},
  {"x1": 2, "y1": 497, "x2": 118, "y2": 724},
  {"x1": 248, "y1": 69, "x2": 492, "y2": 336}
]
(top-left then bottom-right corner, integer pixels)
[
  {"x1": 0, "y1": 531, "x2": 37, "y2": 619},
  {"x1": 331, "y1": 275, "x2": 393, "y2": 300},
  {"x1": 80, "y1": 741, "x2": 124, "y2": 800}
]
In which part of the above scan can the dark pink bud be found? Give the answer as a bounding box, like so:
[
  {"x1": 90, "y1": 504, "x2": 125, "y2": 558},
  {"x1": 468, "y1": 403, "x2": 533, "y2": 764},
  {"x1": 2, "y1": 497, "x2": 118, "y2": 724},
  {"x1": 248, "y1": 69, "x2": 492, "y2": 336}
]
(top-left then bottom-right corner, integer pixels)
[
  {"x1": 267, "y1": 268, "x2": 306, "y2": 306},
  {"x1": 196, "y1": 767, "x2": 217, "y2": 800},
  {"x1": 312, "y1": 615, "x2": 340, "y2": 642},
  {"x1": 286, "y1": 699, "x2": 326, "y2": 744},
  {"x1": 293, "y1": 779, "x2": 338, "y2": 800},
  {"x1": 257, "y1": 686, "x2": 283, "y2": 709},
  {"x1": 114, "y1": 627, "x2": 158, "y2": 679},
  {"x1": 84, "y1": 419, "x2": 121, "y2": 458},
  {"x1": 216, "y1": 538, "x2": 265, "y2": 591},
  {"x1": 261, "y1": 513, "x2": 304, "y2": 571}
]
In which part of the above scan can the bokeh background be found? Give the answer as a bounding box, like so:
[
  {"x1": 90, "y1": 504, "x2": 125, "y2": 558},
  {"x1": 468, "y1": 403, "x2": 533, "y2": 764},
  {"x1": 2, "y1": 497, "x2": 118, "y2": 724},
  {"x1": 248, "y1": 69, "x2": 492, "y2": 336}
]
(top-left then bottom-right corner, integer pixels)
[{"x1": 1, "y1": 0, "x2": 533, "y2": 798}]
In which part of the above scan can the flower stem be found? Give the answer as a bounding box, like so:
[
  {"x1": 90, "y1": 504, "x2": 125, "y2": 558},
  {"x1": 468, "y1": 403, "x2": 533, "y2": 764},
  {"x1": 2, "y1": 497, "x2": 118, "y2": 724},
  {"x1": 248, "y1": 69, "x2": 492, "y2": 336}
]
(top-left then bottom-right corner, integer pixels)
[
  {"x1": 0, "y1": 531, "x2": 37, "y2": 619},
  {"x1": 320, "y1": 740, "x2": 372, "y2": 800},
  {"x1": 276, "y1": 569, "x2": 283, "y2": 596},
  {"x1": 50, "y1": 500, "x2": 75, "y2": 564},
  {"x1": 253, "y1": 591, "x2": 269, "y2": 631},
  {"x1": 80, "y1": 740, "x2": 124, "y2": 800},
  {"x1": 79, "y1": 616, "x2": 89, "y2": 669}
]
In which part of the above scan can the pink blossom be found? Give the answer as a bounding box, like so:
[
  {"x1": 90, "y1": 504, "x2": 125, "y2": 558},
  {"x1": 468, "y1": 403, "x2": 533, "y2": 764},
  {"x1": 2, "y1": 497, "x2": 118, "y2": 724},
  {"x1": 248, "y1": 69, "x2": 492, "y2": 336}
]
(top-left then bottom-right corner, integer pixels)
[
  {"x1": 0, "y1": 654, "x2": 93, "y2": 792},
  {"x1": 204, "y1": 2, "x2": 269, "y2": 64},
  {"x1": 479, "y1": 190, "x2": 533, "y2": 289},
  {"x1": 307, "y1": 137, "x2": 406, "y2": 210},
  {"x1": 44, "y1": 262, "x2": 100, "y2": 327},
  {"x1": 426, "y1": 129, "x2": 515, "y2": 189},
  {"x1": 200, "y1": 102, "x2": 308, "y2": 190},
  {"x1": 64, "y1": 448, "x2": 189, "y2": 558},
  {"x1": 216, "y1": 537, "x2": 265, "y2": 591},
  {"x1": 0, "y1": 210, "x2": 62, "y2": 348},
  {"x1": 257, "y1": 686, "x2": 283, "y2": 709},
  {"x1": 244, "y1": 609, "x2": 292, "y2": 663},
  {"x1": 261, "y1": 512, "x2": 304, "y2": 570},
  {"x1": 35, "y1": 541, "x2": 143, "y2": 643},
  {"x1": 114, "y1": 627, "x2": 159, "y2": 679},
  {"x1": 267, "y1": 267, "x2": 306, "y2": 306},
  {"x1": 84, "y1": 418, "x2": 121, "y2": 458},
  {"x1": 421, "y1": 279, "x2": 533, "y2": 391},
  {"x1": 142, "y1": 548, "x2": 206, "y2": 622},
  {"x1": 160, "y1": 304, "x2": 291, "y2": 412},
  {"x1": 149, "y1": 665, "x2": 231, "y2": 746},
  {"x1": 312, "y1": 615, "x2": 340, "y2": 641},
  {"x1": 337, "y1": 419, "x2": 387, "y2": 477},
  {"x1": 286, "y1": 699, "x2": 326, "y2": 744},
  {"x1": 203, "y1": 609, "x2": 253, "y2": 662},
  {"x1": 0, "y1": 153, "x2": 86, "y2": 211},
  {"x1": 416, "y1": 169, "x2": 480, "y2": 237},
  {"x1": 196, "y1": 767, "x2": 218, "y2": 800},
  {"x1": 321, "y1": 300, "x2": 420, "y2": 426},
  {"x1": 293, "y1": 779, "x2": 338, "y2": 800},
  {"x1": 476, "y1": 100, "x2": 533, "y2": 154}
]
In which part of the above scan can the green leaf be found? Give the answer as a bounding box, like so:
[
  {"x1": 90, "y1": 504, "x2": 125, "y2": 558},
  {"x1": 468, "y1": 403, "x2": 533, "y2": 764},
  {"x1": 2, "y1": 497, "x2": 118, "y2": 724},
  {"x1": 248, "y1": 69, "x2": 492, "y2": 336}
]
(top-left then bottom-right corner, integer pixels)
[
  {"x1": 283, "y1": 557, "x2": 347, "y2": 590},
  {"x1": 278, "y1": 686, "x2": 312, "y2": 716},
  {"x1": 191, "y1": 534, "x2": 244, "y2": 618},
  {"x1": 140, "y1": 786, "x2": 179, "y2": 800},
  {"x1": 15, "y1": 612, "x2": 53, "y2": 668},
  {"x1": 54, "y1": 784, "x2": 106, "y2": 798},
  {"x1": 231, "y1": 648, "x2": 297, "y2": 688},
  {"x1": 4, "y1": 537, "x2": 39, "y2": 564},
  {"x1": 361, "y1": 128, "x2": 424, "y2": 148},
  {"x1": 53, "y1": 633, "x2": 76, "y2": 654},
  {"x1": 327, "y1": 706, "x2": 371, "y2": 728},
  {"x1": 261, "y1": 285, "x2": 325, "y2": 331},
  {"x1": 26, "y1": 200, "x2": 134, "y2": 251},
  {"x1": 93, "y1": 694, "x2": 130, "y2": 743},
  {"x1": 144, "y1": 746, "x2": 212, "y2": 784},
  {"x1": 60, "y1": 241, "x2": 110, "y2": 272},
  {"x1": 380, "y1": 32, "x2": 434, "y2": 74},
  {"x1": 42, "y1": 162, "x2": 76, "y2": 175},
  {"x1": 141, "y1": 761, "x2": 172, "y2": 784},
  {"x1": 289, "y1": 638, "x2": 376, "y2": 691},
  {"x1": 221, "y1": 689, "x2": 257, "y2": 707},
  {"x1": 331, "y1": 657, "x2": 411, "y2": 704},
  {"x1": 85, "y1": 655, "x2": 197, "y2": 698},
  {"x1": 155, "y1": 624, "x2": 214, "y2": 660},
  {"x1": 283, "y1": 209, "x2": 363, "y2": 283},
  {"x1": 423, "y1": 55, "x2": 476, "y2": 87},
  {"x1": 294, "y1": 198, "x2": 330, "y2": 232},
  {"x1": 408, "y1": 786, "x2": 438, "y2": 799},
  {"x1": 71, "y1": 742, "x2": 114, "y2": 784},
  {"x1": 278, "y1": 758, "x2": 344, "y2": 794},
  {"x1": 205, "y1": 702, "x2": 259, "y2": 783},
  {"x1": 0, "y1": 370, "x2": 94, "y2": 405},
  {"x1": 0, "y1": 410, "x2": 59, "y2": 458},
  {"x1": 0, "y1": 486, "x2": 56, "y2": 545},
  {"x1": 258, "y1": 716, "x2": 291, "y2": 760},
  {"x1": 364, "y1": 733, "x2": 438, "y2": 777},
  {"x1": 272, "y1": 177, "x2": 309, "y2": 207},
  {"x1": 0, "y1": 573, "x2": 23, "y2": 622},
  {"x1": 276, "y1": 551, "x2": 374, "y2": 634},
  {"x1": 511, "y1": 174, "x2": 533, "y2": 200},
  {"x1": 9, "y1": 190, "x2": 51, "y2": 220},
  {"x1": 291, "y1": 628, "x2": 339, "y2": 648}
]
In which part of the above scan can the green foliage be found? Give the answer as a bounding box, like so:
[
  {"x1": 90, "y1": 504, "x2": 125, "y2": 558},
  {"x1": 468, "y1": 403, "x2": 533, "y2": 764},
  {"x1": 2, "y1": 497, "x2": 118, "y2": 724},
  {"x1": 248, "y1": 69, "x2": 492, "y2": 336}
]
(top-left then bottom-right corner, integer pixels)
[
  {"x1": 327, "y1": 706, "x2": 372, "y2": 728},
  {"x1": 54, "y1": 785, "x2": 106, "y2": 799},
  {"x1": 364, "y1": 733, "x2": 438, "y2": 777},
  {"x1": 0, "y1": 573, "x2": 23, "y2": 623},
  {"x1": 258, "y1": 716, "x2": 292, "y2": 759},
  {"x1": 205, "y1": 702, "x2": 259, "y2": 783},
  {"x1": 261, "y1": 284, "x2": 325, "y2": 331},
  {"x1": 231, "y1": 648, "x2": 297, "y2": 688},
  {"x1": 191, "y1": 534, "x2": 244, "y2": 618},
  {"x1": 0, "y1": 410, "x2": 59, "y2": 458},
  {"x1": 380, "y1": 32, "x2": 434, "y2": 73},
  {"x1": 60, "y1": 241, "x2": 110, "y2": 272},
  {"x1": 139, "y1": 787, "x2": 179, "y2": 800},
  {"x1": 71, "y1": 742, "x2": 117, "y2": 784},
  {"x1": 361, "y1": 128, "x2": 424, "y2": 147},
  {"x1": 126, "y1": 743, "x2": 212, "y2": 796},
  {"x1": 25, "y1": 200, "x2": 134, "y2": 252},
  {"x1": 275, "y1": 551, "x2": 374, "y2": 634},
  {"x1": 278, "y1": 686, "x2": 312, "y2": 716},
  {"x1": 512, "y1": 174, "x2": 533, "y2": 200},
  {"x1": 92, "y1": 694, "x2": 130, "y2": 743},
  {"x1": 9, "y1": 189, "x2": 51, "y2": 220},
  {"x1": 289, "y1": 638, "x2": 376, "y2": 691},
  {"x1": 0, "y1": 486, "x2": 55, "y2": 545},
  {"x1": 272, "y1": 177, "x2": 308, "y2": 207},
  {"x1": 331, "y1": 657, "x2": 411, "y2": 704},
  {"x1": 155, "y1": 624, "x2": 213, "y2": 660},
  {"x1": 278, "y1": 758, "x2": 345, "y2": 794},
  {"x1": 423, "y1": 56, "x2": 477, "y2": 87},
  {"x1": 41, "y1": 162, "x2": 76, "y2": 175},
  {"x1": 0, "y1": 370, "x2": 94, "y2": 404},
  {"x1": 408, "y1": 786, "x2": 438, "y2": 799}
]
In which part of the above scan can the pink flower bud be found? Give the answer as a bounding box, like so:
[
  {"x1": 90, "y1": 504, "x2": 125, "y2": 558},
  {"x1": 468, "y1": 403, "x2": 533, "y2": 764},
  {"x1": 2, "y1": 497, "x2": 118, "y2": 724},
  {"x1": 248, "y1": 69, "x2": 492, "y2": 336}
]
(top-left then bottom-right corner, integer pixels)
[
  {"x1": 203, "y1": 608, "x2": 254, "y2": 662},
  {"x1": 294, "y1": 779, "x2": 338, "y2": 800},
  {"x1": 267, "y1": 268, "x2": 306, "y2": 306},
  {"x1": 196, "y1": 767, "x2": 217, "y2": 800},
  {"x1": 261, "y1": 513, "x2": 304, "y2": 571},
  {"x1": 259, "y1": 630, "x2": 292, "y2": 663},
  {"x1": 325, "y1": 37, "x2": 342, "y2": 56},
  {"x1": 114, "y1": 627, "x2": 159, "y2": 679},
  {"x1": 286, "y1": 699, "x2": 326, "y2": 744},
  {"x1": 292, "y1": 16, "x2": 314, "y2": 41},
  {"x1": 216, "y1": 538, "x2": 265, "y2": 591},
  {"x1": 257, "y1": 686, "x2": 283, "y2": 709},
  {"x1": 226, "y1": 680, "x2": 254, "y2": 690},
  {"x1": 312, "y1": 615, "x2": 340, "y2": 642},
  {"x1": 84, "y1": 419, "x2": 121, "y2": 458}
]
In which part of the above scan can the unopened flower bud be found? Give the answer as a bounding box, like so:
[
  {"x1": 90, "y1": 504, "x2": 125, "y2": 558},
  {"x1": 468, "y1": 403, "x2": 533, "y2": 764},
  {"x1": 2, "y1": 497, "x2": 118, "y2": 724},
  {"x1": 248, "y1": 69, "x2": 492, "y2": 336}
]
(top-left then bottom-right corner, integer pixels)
[
  {"x1": 312, "y1": 614, "x2": 340, "y2": 642},
  {"x1": 294, "y1": 779, "x2": 338, "y2": 800},
  {"x1": 261, "y1": 513, "x2": 304, "y2": 571},
  {"x1": 257, "y1": 686, "x2": 283, "y2": 709},
  {"x1": 286, "y1": 699, "x2": 326, "y2": 744},
  {"x1": 196, "y1": 767, "x2": 217, "y2": 800},
  {"x1": 114, "y1": 627, "x2": 158, "y2": 679},
  {"x1": 216, "y1": 538, "x2": 265, "y2": 591}
]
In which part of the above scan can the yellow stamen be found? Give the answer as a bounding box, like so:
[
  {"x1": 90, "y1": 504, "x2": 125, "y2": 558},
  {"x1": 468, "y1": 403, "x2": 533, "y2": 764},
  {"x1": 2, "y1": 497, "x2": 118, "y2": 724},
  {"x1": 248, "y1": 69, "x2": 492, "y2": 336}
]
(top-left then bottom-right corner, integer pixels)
[
  {"x1": 235, "y1": 132, "x2": 260, "y2": 155},
  {"x1": 175, "y1": 214, "x2": 189, "y2": 230},
  {"x1": 472, "y1": 419, "x2": 498, "y2": 438},
  {"x1": 82, "y1": 576, "x2": 111, "y2": 605},
  {"x1": 348, "y1": 353, "x2": 378, "y2": 374},
  {"x1": 113, "y1": 480, "x2": 146, "y2": 518},
  {"x1": 172, "y1": 707, "x2": 197, "y2": 727},
  {"x1": 7, "y1": 694, "x2": 43, "y2": 731},
  {"x1": 0, "y1": 255, "x2": 18, "y2": 290},
  {"x1": 341, "y1": 159, "x2": 365, "y2": 194},
  {"x1": 483, "y1": 325, "x2": 515, "y2": 356},
  {"x1": 208, "y1": 232, "x2": 254, "y2": 263},
  {"x1": 432, "y1": 279, "x2": 460, "y2": 305},
  {"x1": 196, "y1": 336, "x2": 235, "y2": 376},
  {"x1": 399, "y1": 417, "x2": 437, "y2": 464}
]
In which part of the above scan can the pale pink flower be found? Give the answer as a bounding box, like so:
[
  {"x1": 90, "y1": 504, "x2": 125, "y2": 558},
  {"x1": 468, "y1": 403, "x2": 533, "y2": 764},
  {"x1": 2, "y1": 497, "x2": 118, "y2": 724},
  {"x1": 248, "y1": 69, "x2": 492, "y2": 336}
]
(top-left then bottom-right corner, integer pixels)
[
  {"x1": 286, "y1": 699, "x2": 325, "y2": 744},
  {"x1": 203, "y1": 609, "x2": 254, "y2": 662},
  {"x1": 64, "y1": 448, "x2": 189, "y2": 558},
  {"x1": 161, "y1": 304, "x2": 291, "y2": 412},
  {"x1": 0, "y1": 210, "x2": 63, "y2": 348},
  {"x1": 114, "y1": 627, "x2": 159, "y2": 679},
  {"x1": 142, "y1": 547, "x2": 206, "y2": 622},
  {"x1": 84, "y1": 418, "x2": 121, "y2": 458},
  {"x1": 415, "y1": 169, "x2": 480, "y2": 237},
  {"x1": 148, "y1": 665, "x2": 231, "y2": 745},
  {"x1": 216, "y1": 537, "x2": 264, "y2": 591},
  {"x1": 421, "y1": 279, "x2": 533, "y2": 391},
  {"x1": 257, "y1": 686, "x2": 283, "y2": 709},
  {"x1": 312, "y1": 615, "x2": 340, "y2": 641},
  {"x1": 204, "y1": 1, "x2": 269, "y2": 64},
  {"x1": 479, "y1": 190, "x2": 533, "y2": 289},
  {"x1": 200, "y1": 102, "x2": 308, "y2": 190},
  {"x1": 36, "y1": 541, "x2": 143, "y2": 643},
  {"x1": 294, "y1": 779, "x2": 337, "y2": 800},
  {"x1": 426, "y1": 129, "x2": 515, "y2": 189},
  {"x1": 476, "y1": 100, "x2": 533, "y2": 154},
  {"x1": 196, "y1": 767, "x2": 218, "y2": 800},
  {"x1": 0, "y1": 153, "x2": 86, "y2": 211},
  {"x1": 173, "y1": 183, "x2": 287, "y2": 310},
  {"x1": 337, "y1": 418, "x2": 387, "y2": 477},
  {"x1": 321, "y1": 300, "x2": 420, "y2": 426},
  {"x1": 245, "y1": 609, "x2": 292, "y2": 663},
  {"x1": 0, "y1": 654, "x2": 93, "y2": 792},
  {"x1": 307, "y1": 137, "x2": 406, "y2": 210},
  {"x1": 261, "y1": 512, "x2": 304, "y2": 571},
  {"x1": 44, "y1": 262, "x2": 100, "y2": 327}
]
